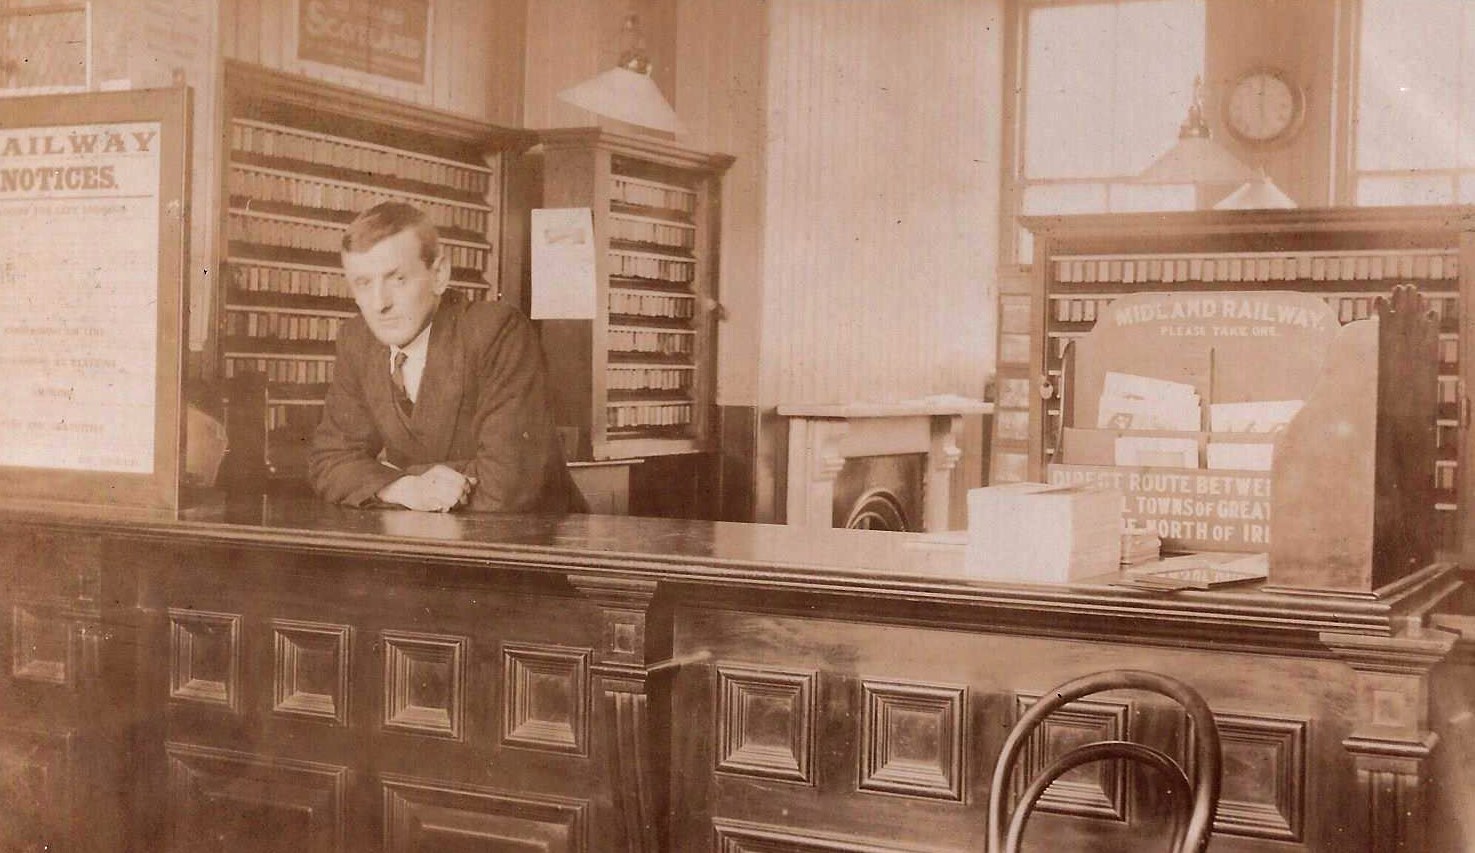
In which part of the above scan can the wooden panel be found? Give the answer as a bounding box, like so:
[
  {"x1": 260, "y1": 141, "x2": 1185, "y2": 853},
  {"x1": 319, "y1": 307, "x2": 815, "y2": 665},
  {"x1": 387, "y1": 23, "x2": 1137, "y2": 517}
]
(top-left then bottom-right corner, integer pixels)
[
  {"x1": 603, "y1": 607, "x2": 646, "y2": 665},
  {"x1": 712, "y1": 817, "x2": 915, "y2": 853},
  {"x1": 1214, "y1": 714, "x2": 1307, "y2": 841},
  {"x1": 520, "y1": 0, "x2": 619, "y2": 130},
  {"x1": 169, "y1": 609, "x2": 241, "y2": 712},
  {"x1": 1204, "y1": 0, "x2": 1339, "y2": 207},
  {"x1": 675, "y1": 1, "x2": 768, "y2": 411},
  {"x1": 501, "y1": 642, "x2": 591, "y2": 755},
  {"x1": 0, "y1": 529, "x2": 102, "y2": 602},
  {"x1": 857, "y1": 679, "x2": 965, "y2": 802},
  {"x1": 381, "y1": 773, "x2": 587, "y2": 852},
  {"x1": 381, "y1": 629, "x2": 466, "y2": 740},
  {"x1": 0, "y1": 726, "x2": 71, "y2": 852},
  {"x1": 272, "y1": 619, "x2": 351, "y2": 726},
  {"x1": 166, "y1": 742, "x2": 346, "y2": 853},
  {"x1": 715, "y1": 664, "x2": 816, "y2": 785},
  {"x1": 11, "y1": 605, "x2": 73, "y2": 685},
  {"x1": 1013, "y1": 691, "x2": 1131, "y2": 822},
  {"x1": 759, "y1": 0, "x2": 1001, "y2": 407}
]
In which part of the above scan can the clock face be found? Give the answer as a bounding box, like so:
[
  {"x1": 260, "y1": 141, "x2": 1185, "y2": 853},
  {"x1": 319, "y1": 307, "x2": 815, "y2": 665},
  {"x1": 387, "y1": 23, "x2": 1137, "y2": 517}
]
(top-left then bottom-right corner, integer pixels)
[{"x1": 1224, "y1": 71, "x2": 1302, "y2": 145}]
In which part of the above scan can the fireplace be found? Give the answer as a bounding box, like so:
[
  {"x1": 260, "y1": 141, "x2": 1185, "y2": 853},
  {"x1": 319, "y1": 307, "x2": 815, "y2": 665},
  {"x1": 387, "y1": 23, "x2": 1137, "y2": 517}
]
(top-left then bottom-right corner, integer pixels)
[{"x1": 778, "y1": 400, "x2": 992, "y2": 532}]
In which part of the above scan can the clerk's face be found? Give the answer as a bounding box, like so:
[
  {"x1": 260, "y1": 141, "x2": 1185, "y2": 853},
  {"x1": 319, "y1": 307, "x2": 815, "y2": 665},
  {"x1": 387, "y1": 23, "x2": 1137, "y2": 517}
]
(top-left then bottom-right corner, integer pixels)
[{"x1": 343, "y1": 228, "x2": 448, "y2": 348}]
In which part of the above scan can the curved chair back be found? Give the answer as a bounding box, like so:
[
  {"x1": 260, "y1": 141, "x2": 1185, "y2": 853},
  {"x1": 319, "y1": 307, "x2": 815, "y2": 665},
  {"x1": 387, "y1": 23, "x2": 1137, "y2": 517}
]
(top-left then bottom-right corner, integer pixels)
[{"x1": 987, "y1": 670, "x2": 1221, "y2": 853}]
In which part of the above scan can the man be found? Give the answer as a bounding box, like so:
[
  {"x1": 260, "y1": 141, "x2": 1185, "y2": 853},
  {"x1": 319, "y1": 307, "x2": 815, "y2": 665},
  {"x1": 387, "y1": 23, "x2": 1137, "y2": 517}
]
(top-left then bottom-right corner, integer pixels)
[{"x1": 309, "y1": 201, "x2": 582, "y2": 513}]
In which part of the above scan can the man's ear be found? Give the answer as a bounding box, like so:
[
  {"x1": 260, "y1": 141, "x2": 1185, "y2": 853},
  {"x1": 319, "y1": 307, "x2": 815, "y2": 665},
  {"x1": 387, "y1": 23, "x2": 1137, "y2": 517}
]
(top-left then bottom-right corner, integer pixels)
[{"x1": 430, "y1": 253, "x2": 451, "y2": 295}]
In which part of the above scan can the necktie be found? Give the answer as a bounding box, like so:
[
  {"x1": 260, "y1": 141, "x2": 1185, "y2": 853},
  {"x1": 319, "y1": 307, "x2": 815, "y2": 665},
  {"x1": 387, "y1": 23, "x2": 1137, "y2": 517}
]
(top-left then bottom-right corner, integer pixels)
[{"x1": 391, "y1": 350, "x2": 413, "y2": 417}]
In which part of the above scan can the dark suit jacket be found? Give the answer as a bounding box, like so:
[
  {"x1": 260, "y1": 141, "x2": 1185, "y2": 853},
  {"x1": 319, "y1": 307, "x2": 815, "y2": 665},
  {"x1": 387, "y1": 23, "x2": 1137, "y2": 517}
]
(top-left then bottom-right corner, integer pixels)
[{"x1": 309, "y1": 294, "x2": 583, "y2": 513}]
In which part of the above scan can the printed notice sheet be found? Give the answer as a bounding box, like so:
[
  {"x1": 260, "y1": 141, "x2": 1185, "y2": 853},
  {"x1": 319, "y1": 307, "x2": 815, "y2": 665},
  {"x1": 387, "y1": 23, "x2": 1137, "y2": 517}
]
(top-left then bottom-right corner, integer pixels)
[
  {"x1": 0, "y1": 121, "x2": 162, "y2": 473},
  {"x1": 530, "y1": 207, "x2": 597, "y2": 320}
]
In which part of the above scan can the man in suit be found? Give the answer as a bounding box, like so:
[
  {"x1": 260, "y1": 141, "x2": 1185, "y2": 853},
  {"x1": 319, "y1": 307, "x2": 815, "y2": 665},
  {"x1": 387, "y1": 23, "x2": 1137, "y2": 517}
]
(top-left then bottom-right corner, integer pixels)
[{"x1": 309, "y1": 201, "x2": 582, "y2": 513}]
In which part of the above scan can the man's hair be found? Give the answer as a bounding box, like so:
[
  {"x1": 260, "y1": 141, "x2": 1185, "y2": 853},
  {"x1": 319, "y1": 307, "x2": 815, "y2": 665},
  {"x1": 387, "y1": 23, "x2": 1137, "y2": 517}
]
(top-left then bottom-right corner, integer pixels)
[{"x1": 342, "y1": 201, "x2": 440, "y2": 267}]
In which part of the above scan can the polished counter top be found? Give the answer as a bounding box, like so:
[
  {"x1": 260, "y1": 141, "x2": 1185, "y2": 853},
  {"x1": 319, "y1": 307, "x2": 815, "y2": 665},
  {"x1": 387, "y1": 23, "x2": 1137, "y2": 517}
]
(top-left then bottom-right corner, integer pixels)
[{"x1": 0, "y1": 496, "x2": 1457, "y2": 642}]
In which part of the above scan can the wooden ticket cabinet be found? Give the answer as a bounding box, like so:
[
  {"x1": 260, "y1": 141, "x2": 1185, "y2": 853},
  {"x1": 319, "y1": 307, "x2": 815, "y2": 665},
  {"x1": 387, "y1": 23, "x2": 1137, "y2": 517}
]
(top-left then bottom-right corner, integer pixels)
[
  {"x1": 531, "y1": 128, "x2": 732, "y2": 464},
  {"x1": 993, "y1": 207, "x2": 1475, "y2": 559},
  {"x1": 525, "y1": 129, "x2": 733, "y2": 517}
]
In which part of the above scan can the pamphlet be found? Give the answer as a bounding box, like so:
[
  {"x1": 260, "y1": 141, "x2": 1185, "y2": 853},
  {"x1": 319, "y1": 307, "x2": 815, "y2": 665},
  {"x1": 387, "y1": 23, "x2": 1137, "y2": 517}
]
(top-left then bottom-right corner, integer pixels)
[
  {"x1": 1097, "y1": 372, "x2": 1202, "y2": 432},
  {"x1": 1114, "y1": 436, "x2": 1200, "y2": 468},
  {"x1": 1206, "y1": 442, "x2": 1275, "y2": 471},
  {"x1": 1115, "y1": 552, "x2": 1269, "y2": 591}
]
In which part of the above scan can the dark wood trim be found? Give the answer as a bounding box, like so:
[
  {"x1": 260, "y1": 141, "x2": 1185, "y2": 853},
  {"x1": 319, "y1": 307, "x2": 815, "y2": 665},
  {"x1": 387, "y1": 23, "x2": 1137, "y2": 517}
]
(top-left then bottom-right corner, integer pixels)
[
  {"x1": 223, "y1": 60, "x2": 532, "y2": 152},
  {"x1": 538, "y1": 126, "x2": 736, "y2": 173},
  {"x1": 1021, "y1": 205, "x2": 1475, "y2": 243}
]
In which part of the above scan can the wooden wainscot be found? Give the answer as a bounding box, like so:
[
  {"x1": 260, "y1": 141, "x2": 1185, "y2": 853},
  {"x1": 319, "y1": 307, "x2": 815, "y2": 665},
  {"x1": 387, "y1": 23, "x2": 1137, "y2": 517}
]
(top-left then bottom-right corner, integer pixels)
[{"x1": 1268, "y1": 285, "x2": 1440, "y2": 596}]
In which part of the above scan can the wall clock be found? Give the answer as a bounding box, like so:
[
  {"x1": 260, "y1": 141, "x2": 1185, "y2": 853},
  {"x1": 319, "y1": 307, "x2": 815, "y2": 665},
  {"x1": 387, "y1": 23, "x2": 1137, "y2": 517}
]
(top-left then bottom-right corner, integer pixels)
[{"x1": 1223, "y1": 68, "x2": 1305, "y2": 147}]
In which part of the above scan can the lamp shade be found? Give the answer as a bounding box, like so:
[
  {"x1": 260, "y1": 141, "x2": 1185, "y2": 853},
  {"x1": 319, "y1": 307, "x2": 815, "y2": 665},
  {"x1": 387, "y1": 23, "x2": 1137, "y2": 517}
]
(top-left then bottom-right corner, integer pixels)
[
  {"x1": 1138, "y1": 136, "x2": 1256, "y2": 185},
  {"x1": 557, "y1": 66, "x2": 687, "y2": 135},
  {"x1": 1214, "y1": 170, "x2": 1297, "y2": 210},
  {"x1": 1138, "y1": 75, "x2": 1254, "y2": 186}
]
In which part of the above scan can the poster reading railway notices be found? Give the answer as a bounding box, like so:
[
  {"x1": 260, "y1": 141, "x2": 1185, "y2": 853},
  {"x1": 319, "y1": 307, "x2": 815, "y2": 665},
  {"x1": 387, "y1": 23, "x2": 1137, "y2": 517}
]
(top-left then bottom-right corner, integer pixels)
[{"x1": 0, "y1": 121, "x2": 163, "y2": 474}]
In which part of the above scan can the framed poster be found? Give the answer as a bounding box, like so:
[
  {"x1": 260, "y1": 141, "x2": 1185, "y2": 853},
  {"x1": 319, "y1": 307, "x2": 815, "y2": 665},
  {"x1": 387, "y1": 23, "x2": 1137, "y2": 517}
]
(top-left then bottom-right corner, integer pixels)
[
  {"x1": 0, "y1": 86, "x2": 191, "y2": 511},
  {"x1": 295, "y1": 0, "x2": 432, "y2": 86}
]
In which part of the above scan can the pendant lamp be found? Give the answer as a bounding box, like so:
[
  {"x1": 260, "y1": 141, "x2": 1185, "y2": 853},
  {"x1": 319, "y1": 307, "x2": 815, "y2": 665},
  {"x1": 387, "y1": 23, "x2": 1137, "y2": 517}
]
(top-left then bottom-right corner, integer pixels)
[
  {"x1": 556, "y1": 14, "x2": 686, "y2": 135},
  {"x1": 1138, "y1": 76, "x2": 1255, "y2": 186}
]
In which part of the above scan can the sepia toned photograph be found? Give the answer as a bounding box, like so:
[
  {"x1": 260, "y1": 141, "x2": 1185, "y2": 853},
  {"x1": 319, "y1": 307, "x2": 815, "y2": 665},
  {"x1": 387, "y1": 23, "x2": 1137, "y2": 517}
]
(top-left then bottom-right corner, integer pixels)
[{"x1": 0, "y1": 0, "x2": 1472, "y2": 849}]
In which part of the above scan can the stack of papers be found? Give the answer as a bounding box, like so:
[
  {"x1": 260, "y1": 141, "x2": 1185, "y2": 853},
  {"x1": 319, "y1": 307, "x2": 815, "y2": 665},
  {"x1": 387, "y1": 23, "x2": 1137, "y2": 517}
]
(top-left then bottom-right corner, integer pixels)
[
  {"x1": 1114, "y1": 436, "x2": 1199, "y2": 468},
  {"x1": 966, "y1": 483, "x2": 1123, "y2": 584},
  {"x1": 1097, "y1": 372, "x2": 1202, "y2": 432}
]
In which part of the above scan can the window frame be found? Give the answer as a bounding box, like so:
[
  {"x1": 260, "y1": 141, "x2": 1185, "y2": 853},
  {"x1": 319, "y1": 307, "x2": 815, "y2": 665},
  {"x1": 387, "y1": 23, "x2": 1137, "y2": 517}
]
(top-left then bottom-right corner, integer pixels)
[
  {"x1": 999, "y1": 0, "x2": 1208, "y2": 266},
  {"x1": 1344, "y1": 0, "x2": 1475, "y2": 206}
]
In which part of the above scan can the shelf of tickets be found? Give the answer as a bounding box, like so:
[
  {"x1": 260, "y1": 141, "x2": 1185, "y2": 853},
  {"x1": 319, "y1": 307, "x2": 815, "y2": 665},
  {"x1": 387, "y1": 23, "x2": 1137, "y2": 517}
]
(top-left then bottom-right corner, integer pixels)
[
  {"x1": 999, "y1": 206, "x2": 1475, "y2": 558},
  {"x1": 533, "y1": 127, "x2": 733, "y2": 462},
  {"x1": 229, "y1": 148, "x2": 493, "y2": 211},
  {"x1": 227, "y1": 248, "x2": 491, "y2": 296},
  {"x1": 227, "y1": 195, "x2": 492, "y2": 248},
  {"x1": 227, "y1": 208, "x2": 492, "y2": 270}
]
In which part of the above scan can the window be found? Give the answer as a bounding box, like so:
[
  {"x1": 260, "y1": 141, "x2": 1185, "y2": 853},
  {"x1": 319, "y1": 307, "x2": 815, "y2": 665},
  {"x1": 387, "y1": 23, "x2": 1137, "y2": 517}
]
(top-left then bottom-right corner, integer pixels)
[
  {"x1": 1009, "y1": 0, "x2": 1206, "y2": 262},
  {"x1": 1354, "y1": 0, "x2": 1475, "y2": 205}
]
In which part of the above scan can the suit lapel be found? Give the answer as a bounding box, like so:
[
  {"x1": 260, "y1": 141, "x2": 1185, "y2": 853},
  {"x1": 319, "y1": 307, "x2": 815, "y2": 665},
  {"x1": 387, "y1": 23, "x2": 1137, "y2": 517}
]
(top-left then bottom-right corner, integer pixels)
[{"x1": 409, "y1": 296, "x2": 466, "y2": 461}]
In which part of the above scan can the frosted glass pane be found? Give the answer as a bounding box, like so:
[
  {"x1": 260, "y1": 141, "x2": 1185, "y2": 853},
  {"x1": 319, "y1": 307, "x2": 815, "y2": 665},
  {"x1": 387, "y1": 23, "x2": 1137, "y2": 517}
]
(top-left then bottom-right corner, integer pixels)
[
  {"x1": 1460, "y1": 174, "x2": 1475, "y2": 204},
  {"x1": 1464, "y1": 12, "x2": 1475, "y2": 167},
  {"x1": 1017, "y1": 229, "x2": 1035, "y2": 266},
  {"x1": 1110, "y1": 182, "x2": 1196, "y2": 212},
  {"x1": 1357, "y1": 0, "x2": 1467, "y2": 171},
  {"x1": 1024, "y1": 4, "x2": 1118, "y2": 178},
  {"x1": 1111, "y1": 1, "x2": 1205, "y2": 175},
  {"x1": 1022, "y1": 183, "x2": 1108, "y2": 215},
  {"x1": 1023, "y1": 1, "x2": 1205, "y2": 180},
  {"x1": 1357, "y1": 175, "x2": 1455, "y2": 206}
]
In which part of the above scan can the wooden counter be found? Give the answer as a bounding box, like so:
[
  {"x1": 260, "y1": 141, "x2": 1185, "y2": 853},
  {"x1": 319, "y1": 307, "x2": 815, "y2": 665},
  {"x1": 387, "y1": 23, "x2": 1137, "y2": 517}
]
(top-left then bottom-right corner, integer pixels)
[{"x1": 0, "y1": 498, "x2": 1468, "y2": 851}]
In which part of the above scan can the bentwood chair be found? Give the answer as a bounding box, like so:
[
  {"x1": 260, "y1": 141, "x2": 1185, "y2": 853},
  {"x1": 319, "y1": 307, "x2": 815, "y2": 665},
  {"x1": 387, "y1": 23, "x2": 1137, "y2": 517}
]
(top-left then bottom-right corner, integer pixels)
[{"x1": 987, "y1": 670, "x2": 1222, "y2": 853}]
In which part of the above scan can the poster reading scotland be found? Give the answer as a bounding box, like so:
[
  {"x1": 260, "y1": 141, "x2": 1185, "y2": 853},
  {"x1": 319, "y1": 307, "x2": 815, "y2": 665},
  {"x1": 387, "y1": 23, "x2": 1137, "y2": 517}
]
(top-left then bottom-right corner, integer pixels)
[
  {"x1": 0, "y1": 122, "x2": 162, "y2": 474},
  {"x1": 298, "y1": 0, "x2": 430, "y2": 85}
]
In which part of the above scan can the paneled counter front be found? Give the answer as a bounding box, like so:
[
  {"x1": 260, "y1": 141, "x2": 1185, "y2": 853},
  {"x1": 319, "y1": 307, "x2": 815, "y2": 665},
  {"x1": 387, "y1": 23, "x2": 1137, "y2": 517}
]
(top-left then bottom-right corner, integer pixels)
[{"x1": 0, "y1": 498, "x2": 1469, "y2": 851}]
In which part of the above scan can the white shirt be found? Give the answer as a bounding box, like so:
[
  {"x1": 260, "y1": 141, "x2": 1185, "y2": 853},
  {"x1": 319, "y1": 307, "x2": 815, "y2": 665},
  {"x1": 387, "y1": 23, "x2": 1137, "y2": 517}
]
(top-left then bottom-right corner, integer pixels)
[{"x1": 388, "y1": 322, "x2": 433, "y2": 404}]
